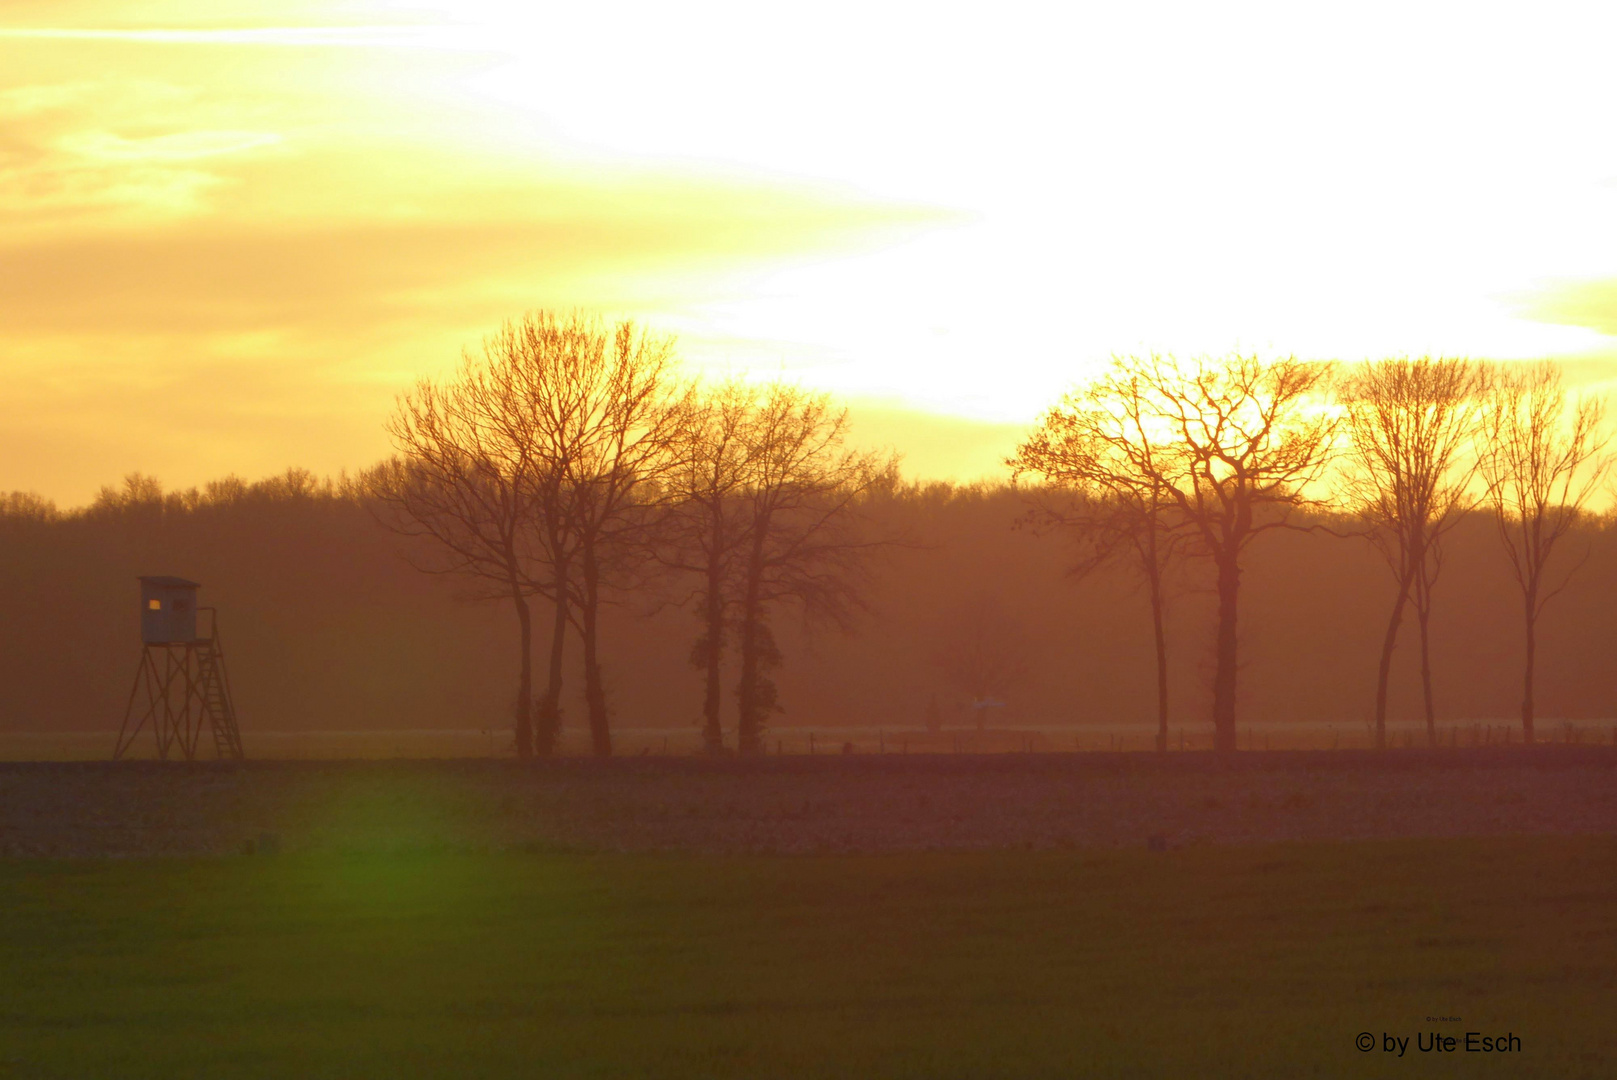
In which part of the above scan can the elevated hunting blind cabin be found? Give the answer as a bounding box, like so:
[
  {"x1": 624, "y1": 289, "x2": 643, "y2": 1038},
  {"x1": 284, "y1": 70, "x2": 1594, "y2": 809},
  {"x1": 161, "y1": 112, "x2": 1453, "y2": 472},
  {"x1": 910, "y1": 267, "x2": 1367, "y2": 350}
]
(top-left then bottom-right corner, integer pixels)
[
  {"x1": 114, "y1": 576, "x2": 245, "y2": 761},
  {"x1": 141, "y1": 575, "x2": 199, "y2": 644}
]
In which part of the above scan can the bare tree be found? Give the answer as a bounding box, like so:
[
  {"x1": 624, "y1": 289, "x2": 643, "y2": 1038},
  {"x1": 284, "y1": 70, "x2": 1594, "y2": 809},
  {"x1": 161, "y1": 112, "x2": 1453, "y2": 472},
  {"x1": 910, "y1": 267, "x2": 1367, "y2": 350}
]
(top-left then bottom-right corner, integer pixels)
[
  {"x1": 1478, "y1": 361, "x2": 1611, "y2": 743},
  {"x1": 1407, "y1": 378, "x2": 1488, "y2": 744},
  {"x1": 655, "y1": 380, "x2": 756, "y2": 754},
  {"x1": 929, "y1": 595, "x2": 1031, "y2": 730},
  {"x1": 377, "y1": 328, "x2": 560, "y2": 760},
  {"x1": 524, "y1": 314, "x2": 688, "y2": 757},
  {"x1": 1010, "y1": 370, "x2": 1186, "y2": 751},
  {"x1": 495, "y1": 316, "x2": 587, "y2": 758},
  {"x1": 1066, "y1": 354, "x2": 1337, "y2": 752},
  {"x1": 1338, "y1": 357, "x2": 1487, "y2": 748},
  {"x1": 731, "y1": 385, "x2": 895, "y2": 756},
  {"x1": 0, "y1": 491, "x2": 58, "y2": 523}
]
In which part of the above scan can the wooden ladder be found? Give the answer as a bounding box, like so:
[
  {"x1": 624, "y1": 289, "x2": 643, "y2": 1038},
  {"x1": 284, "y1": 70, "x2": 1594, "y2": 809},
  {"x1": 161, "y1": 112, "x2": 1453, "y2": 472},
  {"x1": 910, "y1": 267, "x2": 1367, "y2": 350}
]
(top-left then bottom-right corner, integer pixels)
[{"x1": 197, "y1": 632, "x2": 244, "y2": 760}]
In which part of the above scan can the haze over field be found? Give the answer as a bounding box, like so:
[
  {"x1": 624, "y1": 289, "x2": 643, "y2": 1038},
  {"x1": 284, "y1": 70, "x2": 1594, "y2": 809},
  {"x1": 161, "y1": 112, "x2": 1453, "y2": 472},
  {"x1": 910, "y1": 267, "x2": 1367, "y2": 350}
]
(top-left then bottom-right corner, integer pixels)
[
  {"x1": 4, "y1": 484, "x2": 1615, "y2": 740},
  {"x1": 5, "y1": 2, "x2": 1617, "y2": 503}
]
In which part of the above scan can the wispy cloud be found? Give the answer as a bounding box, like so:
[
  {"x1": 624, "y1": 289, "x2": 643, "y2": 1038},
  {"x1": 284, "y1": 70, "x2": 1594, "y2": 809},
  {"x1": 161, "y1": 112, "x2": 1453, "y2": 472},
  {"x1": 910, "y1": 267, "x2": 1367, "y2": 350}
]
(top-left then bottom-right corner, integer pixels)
[
  {"x1": 1523, "y1": 278, "x2": 1617, "y2": 338},
  {"x1": 60, "y1": 129, "x2": 283, "y2": 162},
  {"x1": 0, "y1": 8, "x2": 938, "y2": 501},
  {"x1": 0, "y1": 25, "x2": 479, "y2": 49}
]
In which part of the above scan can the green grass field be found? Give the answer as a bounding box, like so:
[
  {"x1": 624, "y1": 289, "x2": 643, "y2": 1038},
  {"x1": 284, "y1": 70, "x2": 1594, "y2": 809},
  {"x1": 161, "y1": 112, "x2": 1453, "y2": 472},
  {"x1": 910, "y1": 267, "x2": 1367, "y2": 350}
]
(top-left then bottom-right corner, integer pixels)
[{"x1": 2, "y1": 837, "x2": 1614, "y2": 1078}]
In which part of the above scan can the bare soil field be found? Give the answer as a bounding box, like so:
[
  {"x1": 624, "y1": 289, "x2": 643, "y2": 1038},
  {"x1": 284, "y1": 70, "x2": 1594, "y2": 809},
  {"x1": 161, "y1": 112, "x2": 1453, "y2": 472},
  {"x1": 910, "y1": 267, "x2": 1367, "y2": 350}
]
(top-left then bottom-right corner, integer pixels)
[{"x1": 2, "y1": 747, "x2": 1615, "y2": 858}]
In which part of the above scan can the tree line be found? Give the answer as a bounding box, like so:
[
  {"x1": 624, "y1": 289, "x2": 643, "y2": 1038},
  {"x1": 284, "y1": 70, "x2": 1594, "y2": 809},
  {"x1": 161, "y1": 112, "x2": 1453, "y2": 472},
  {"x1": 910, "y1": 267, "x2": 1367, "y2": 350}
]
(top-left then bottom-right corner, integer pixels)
[
  {"x1": 373, "y1": 312, "x2": 893, "y2": 758},
  {"x1": 1, "y1": 321, "x2": 1611, "y2": 754},
  {"x1": 1012, "y1": 353, "x2": 1610, "y2": 751}
]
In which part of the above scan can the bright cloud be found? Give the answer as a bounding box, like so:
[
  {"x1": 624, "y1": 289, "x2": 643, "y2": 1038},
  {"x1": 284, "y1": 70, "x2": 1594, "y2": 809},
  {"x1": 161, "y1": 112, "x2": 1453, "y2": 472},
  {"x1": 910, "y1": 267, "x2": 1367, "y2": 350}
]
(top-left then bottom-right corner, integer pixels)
[{"x1": 3, "y1": 1, "x2": 1617, "y2": 502}]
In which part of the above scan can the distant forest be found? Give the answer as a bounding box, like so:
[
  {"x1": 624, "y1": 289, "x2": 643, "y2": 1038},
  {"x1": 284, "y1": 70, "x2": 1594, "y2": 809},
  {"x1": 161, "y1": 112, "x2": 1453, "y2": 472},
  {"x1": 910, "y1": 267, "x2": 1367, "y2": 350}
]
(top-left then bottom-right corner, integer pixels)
[{"x1": 2, "y1": 469, "x2": 1614, "y2": 737}]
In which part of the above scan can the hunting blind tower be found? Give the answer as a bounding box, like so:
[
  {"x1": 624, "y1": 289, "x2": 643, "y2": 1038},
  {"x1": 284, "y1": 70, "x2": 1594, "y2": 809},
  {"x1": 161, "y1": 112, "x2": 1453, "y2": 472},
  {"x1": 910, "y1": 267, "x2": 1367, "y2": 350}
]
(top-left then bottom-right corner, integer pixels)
[{"x1": 113, "y1": 576, "x2": 244, "y2": 760}]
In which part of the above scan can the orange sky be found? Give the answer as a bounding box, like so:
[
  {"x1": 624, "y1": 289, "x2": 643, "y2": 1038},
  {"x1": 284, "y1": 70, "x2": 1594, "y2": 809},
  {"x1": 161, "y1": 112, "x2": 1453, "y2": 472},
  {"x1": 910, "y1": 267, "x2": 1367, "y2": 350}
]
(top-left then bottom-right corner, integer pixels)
[{"x1": 4, "y1": 2, "x2": 1617, "y2": 504}]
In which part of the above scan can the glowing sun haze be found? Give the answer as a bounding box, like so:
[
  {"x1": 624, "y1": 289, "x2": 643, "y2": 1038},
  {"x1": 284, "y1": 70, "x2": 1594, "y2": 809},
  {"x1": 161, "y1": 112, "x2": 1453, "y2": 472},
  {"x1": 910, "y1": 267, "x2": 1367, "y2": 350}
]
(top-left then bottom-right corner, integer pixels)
[{"x1": 4, "y1": 0, "x2": 1617, "y2": 503}]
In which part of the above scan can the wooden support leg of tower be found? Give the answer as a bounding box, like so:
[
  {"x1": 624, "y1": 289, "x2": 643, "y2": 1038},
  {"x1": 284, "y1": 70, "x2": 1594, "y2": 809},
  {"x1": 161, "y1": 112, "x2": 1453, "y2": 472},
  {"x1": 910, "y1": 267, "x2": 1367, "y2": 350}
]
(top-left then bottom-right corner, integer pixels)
[
  {"x1": 113, "y1": 649, "x2": 162, "y2": 761},
  {"x1": 177, "y1": 644, "x2": 203, "y2": 761},
  {"x1": 114, "y1": 630, "x2": 245, "y2": 762},
  {"x1": 154, "y1": 647, "x2": 178, "y2": 760},
  {"x1": 156, "y1": 646, "x2": 186, "y2": 761}
]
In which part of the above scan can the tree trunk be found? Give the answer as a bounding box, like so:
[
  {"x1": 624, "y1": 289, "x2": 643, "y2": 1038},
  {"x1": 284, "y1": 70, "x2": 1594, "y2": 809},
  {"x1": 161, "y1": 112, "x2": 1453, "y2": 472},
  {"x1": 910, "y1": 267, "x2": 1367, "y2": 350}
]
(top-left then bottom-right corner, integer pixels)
[
  {"x1": 1146, "y1": 536, "x2": 1169, "y2": 753},
  {"x1": 736, "y1": 527, "x2": 768, "y2": 756},
  {"x1": 1415, "y1": 563, "x2": 1436, "y2": 744},
  {"x1": 1373, "y1": 561, "x2": 1415, "y2": 752},
  {"x1": 511, "y1": 584, "x2": 534, "y2": 760},
  {"x1": 1521, "y1": 579, "x2": 1537, "y2": 744},
  {"x1": 581, "y1": 536, "x2": 611, "y2": 757},
  {"x1": 1211, "y1": 549, "x2": 1240, "y2": 753},
  {"x1": 701, "y1": 547, "x2": 725, "y2": 754},
  {"x1": 534, "y1": 559, "x2": 568, "y2": 758}
]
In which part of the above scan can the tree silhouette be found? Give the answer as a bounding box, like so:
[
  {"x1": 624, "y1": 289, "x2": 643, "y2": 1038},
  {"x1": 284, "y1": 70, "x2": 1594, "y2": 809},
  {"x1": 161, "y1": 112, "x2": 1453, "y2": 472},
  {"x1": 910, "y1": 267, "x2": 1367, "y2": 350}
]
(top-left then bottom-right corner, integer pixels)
[
  {"x1": 1010, "y1": 368, "x2": 1187, "y2": 751},
  {"x1": 1338, "y1": 357, "x2": 1487, "y2": 748},
  {"x1": 656, "y1": 381, "x2": 756, "y2": 753},
  {"x1": 1042, "y1": 355, "x2": 1338, "y2": 751},
  {"x1": 516, "y1": 313, "x2": 688, "y2": 757},
  {"x1": 730, "y1": 385, "x2": 894, "y2": 755},
  {"x1": 377, "y1": 326, "x2": 565, "y2": 760},
  {"x1": 929, "y1": 595, "x2": 1031, "y2": 730},
  {"x1": 1478, "y1": 361, "x2": 1611, "y2": 743}
]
